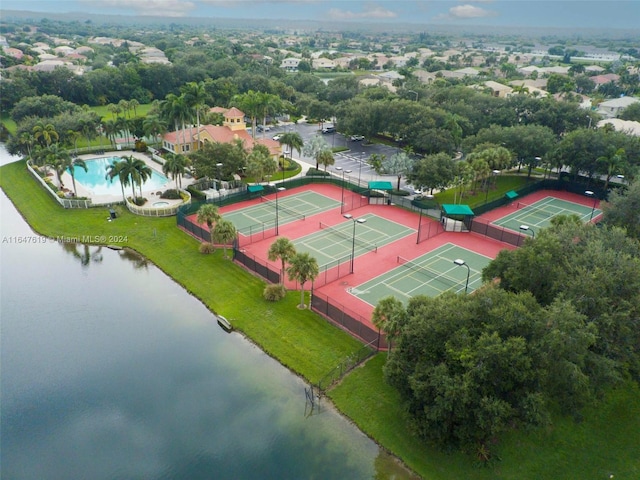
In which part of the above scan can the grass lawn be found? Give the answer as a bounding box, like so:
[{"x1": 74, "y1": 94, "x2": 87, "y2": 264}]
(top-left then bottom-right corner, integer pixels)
[
  {"x1": 435, "y1": 174, "x2": 537, "y2": 208},
  {"x1": 330, "y1": 354, "x2": 640, "y2": 480}
]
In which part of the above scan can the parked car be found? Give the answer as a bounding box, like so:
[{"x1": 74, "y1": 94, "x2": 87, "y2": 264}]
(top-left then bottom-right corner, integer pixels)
[
  {"x1": 321, "y1": 126, "x2": 336, "y2": 134},
  {"x1": 350, "y1": 134, "x2": 365, "y2": 141},
  {"x1": 257, "y1": 124, "x2": 271, "y2": 132},
  {"x1": 272, "y1": 134, "x2": 282, "y2": 141}
]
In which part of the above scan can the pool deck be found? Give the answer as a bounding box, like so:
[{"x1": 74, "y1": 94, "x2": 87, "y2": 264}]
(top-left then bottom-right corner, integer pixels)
[{"x1": 59, "y1": 150, "x2": 196, "y2": 206}]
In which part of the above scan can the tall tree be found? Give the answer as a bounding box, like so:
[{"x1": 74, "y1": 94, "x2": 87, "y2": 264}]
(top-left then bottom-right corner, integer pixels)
[
  {"x1": 371, "y1": 296, "x2": 407, "y2": 351},
  {"x1": 181, "y1": 81, "x2": 208, "y2": 137},
  {"x1": 278, "y1": 131, "x2": 304, "y2": 162},
  {"x1": 162, "y1": 153, "x2": 188, "y2": 189},
  {"x1": 196, "y1": 203, "x2": 221, "y2": 238},
  {"x1": 286, "y1": 252, "x2": 319, "y2": 309},
  {"x1": 302, "y1": 135, "x2": 331, "y2": 170},
  {"x1": 371, "y1": 150, "x2": 414, "y2": 191},
  {"x1": 32, "y1": 122, "x2": 59, "y2": 147},
  {"x1": 267, "y1": 237, "x2": 297, "y2": 284},
  {"x1": 64, "y1": 156, "x2": 88, "y2": 197},
  {"x1": 231, "y1": 90, "x2": 263, "y2": 139},
  {"x1": 212, "y1": 219, "x2": 237, "y2": 259}
]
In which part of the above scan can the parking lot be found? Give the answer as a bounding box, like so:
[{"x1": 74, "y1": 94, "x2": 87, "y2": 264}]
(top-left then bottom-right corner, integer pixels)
[{"x1": 264, "y1": 121, "x2": 415, "y2": 190}]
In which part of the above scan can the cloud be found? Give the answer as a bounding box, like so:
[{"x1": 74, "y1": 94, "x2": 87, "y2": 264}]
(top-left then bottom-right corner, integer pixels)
[
  {"x1": 328, "y1": 5, "x2": 398, "y2": 20},
  {"x1": 85, "y1": 0, "x2": 196, "y2": 17},
  {"x1": 449, "y1": 4, "x2": 496, "y2": 18}
]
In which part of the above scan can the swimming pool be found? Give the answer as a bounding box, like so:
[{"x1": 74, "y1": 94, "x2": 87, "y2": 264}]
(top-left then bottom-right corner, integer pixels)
[{"x1": 70, "y1": 157, "x2": 170, "y2": 196}]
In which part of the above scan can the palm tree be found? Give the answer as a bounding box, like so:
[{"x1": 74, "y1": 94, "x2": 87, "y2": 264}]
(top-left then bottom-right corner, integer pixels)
[
  {"x1": 66, "y1": 130, "x2": 82, "y2": 155},
  {"x1": 268, "y1": 237, "x2": 297, "y2": 285},
  {"x1": 597, "y1": 147, "x2": 627, "y2": 191},
  {"x1": 162, "y1": 153, "x2": 188, "y2": 189},
  {"x1": 46, "y1": 144, "x2": 72, "y2": 187},
  {"x1": 371, "y1": 296, "x2": 407, "y2": 352},
  {"x1": 317, "y1": 149, "x2": 335, "y2": 172},
  {"x1": 106, "y1": 158, "x2": 129, "y2": 202},
  {"x1": 231, "y1": 90, "x2": 263, "y2": 139},
  {"x1": 102, "y1": 119, "x2": 120, "y2": 149},
  {"x1": 131, "y1": 157, "x2": 152, "y2": 197},
  {"x1": 286, "y1": 252, "x2": 319, "y2": 309},
  {"x1": 65, "y1": 157, "x2": 88, "y2": 197},
  {"x1": 18, "y1": 132, "x2": 35, "y2": 159},
  {"x1": 258, "y1": 92, "x2": 283, "y2": 138},
  {"x1": 143, "y1": 115, "x2": 168, "y2": 146},
  {"x1": 181, "y1": 81, "x2": 208, "y2": 140},
  {"x1": 116, "y1": 116, "x2": 131, "y2": 149},
  {"x1": 129, "y1": 98, "x2": 140, "y2": 117},
  {"x1": 212, "y1": 219, "x2": 237, "y2": 259},
  {"x1": 107, "y1": 103, "x2": 122, "y2": 119},
  {"x1": 32, "y1": 122, "x2": 59, "y2": 148},
  {"x1": 278, "y1": 131, "x2": 303, "y2": 163},
  {"x1": 302, "y1": 135, "x2": 331, "y2": 170},
  {"x1": 161, "y1": 93, "x2": 192, "y2": 152},
  {"x1": 196, "y1": 204, "x2": 221, "y2": 241}
]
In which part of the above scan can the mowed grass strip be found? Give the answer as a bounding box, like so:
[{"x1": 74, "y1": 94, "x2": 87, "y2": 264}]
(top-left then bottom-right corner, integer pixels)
[{"x1": 0, "y1": 160, "x2": 363, "y2": 383}]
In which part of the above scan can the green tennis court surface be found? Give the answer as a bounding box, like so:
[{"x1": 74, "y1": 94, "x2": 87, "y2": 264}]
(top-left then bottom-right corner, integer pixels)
[
  {"x1": 224, "y1": 191, "x2": 341, "y2": 232},
  {"x1": 349, "y1": 244, "x2": 490, "y2": 306},
  {"x1": 293, "y1": 214, "x2": 415, "y2": 268},
  {"x1": 494, "y1": 196, "x2": 600, "y2": 232}
]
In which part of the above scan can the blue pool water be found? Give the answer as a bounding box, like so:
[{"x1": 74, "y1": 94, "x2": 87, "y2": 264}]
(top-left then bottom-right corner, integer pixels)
[{"x1": 71, "y1": 157, "x2": 170, "y2": 196}]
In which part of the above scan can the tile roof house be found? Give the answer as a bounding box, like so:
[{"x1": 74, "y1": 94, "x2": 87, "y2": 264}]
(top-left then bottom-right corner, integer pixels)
[
  {"x1": 596, "y1": 97, "x2": 640, "y2": 118},
  {"x1": 591, "y1": 73, "x2": 620, "y2": 87},
  {"x1": 162, "y1": 107, "x2": 281, "y2": 159}
]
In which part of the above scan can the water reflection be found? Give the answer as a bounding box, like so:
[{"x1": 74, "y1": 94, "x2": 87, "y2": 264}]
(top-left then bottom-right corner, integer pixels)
[{"x1": 60, "y1": 242, "x2": 104, "y2": 267}]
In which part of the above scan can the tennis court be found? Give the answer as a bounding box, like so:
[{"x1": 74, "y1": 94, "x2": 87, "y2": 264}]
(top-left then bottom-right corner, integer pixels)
[
  {"x1": 224, "y1": 191, "x2": 341, "y2": 232},
  {"x1": 494, "y1": 196, "x2": 600, "y2": 232},
  {"x1": 349, "y1": 243, "x2": 489, "y2": 306},
  {"x1": 293, "y1": 214, "x2": 415, "y2": 268}
]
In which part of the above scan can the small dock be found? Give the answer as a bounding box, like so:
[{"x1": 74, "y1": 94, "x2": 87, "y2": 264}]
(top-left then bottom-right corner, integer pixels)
[{"x1": 217, "y1": 315, "x2": 232, "y2": 332}]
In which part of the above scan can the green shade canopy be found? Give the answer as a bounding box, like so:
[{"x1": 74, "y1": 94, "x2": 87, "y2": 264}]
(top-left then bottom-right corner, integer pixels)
[
  {"x1": 505, "y1": 190, "x2": 519, "y2": 200},
  {"x1": 442, "y1": 204, "x2": 475, "y2": 216},
  {"x1": 247, "y1": 185, "x2": 264, "y2": 193},
  {"x1": 368, "y1": 181, "x2": 393, "y2": 190}
]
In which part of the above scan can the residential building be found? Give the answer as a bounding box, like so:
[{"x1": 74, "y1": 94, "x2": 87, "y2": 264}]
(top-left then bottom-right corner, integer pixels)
[
  {"x1": 596, "y1": 97, "x2": 640, "y2": 118},
  {"x1": 162, "y1": 107, "x2": 281, "y2": 160}
]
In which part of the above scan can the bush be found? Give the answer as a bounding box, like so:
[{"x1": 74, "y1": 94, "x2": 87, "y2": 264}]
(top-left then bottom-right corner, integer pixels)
[
  {"x1": 199, "y1": 242, "x2": 215, "y2": 254},
  {"x1": 187, "y1": 185, "x2": 206, "y2": 201},
  {"x1": 134, "y1": 139, "x2": 148, "y2": 152},
  {"x1": 391, "y1": 189, "x2": 410, "y2": 196},
  {"x1": 132, "y1": 197, "x2": 147, "y2": 206},
  {"x1": 263, "y1": 283, "x2": 287, "y2": 301},
  {"x1": 306, "y1": 168, "x2": 330, "y2": 177},
  {"x1": 160, "y1": 189, "x2": 181, "y2": 199}
]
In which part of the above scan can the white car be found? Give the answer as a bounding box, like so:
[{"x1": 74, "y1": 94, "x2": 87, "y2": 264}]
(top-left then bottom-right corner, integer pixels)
[
  {"x1": 350, "y1": 134, "x2": 365, "y2": 141},
  {"x1": 272, "y1": 134, "x2": 283, "y2": 141}
]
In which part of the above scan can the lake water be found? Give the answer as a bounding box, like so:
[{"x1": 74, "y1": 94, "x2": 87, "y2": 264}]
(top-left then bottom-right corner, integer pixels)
[{"x1": 0, "y1": 146, "x2": 414, "y2": 479}]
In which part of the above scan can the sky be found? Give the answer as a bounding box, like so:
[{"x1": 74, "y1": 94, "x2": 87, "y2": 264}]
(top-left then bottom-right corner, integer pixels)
[{"x1": 1, "y1": 0, "x2": 640, "y2": 30}]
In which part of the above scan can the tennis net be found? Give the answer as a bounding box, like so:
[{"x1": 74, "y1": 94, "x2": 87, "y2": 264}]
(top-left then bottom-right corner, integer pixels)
[
  {"x1": 319, "y1": 222, "x2": 378, "y2": 253},
  {"x1": 261, "y1": 196, "x2": 306, "y2": 221},
  {"x1": 397, "y1": 256, "x2": 462, "y2": 291}
]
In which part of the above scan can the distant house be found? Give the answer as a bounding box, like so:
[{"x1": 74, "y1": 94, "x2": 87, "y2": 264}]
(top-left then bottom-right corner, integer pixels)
[
  {"x1": 279, "y1": 57, "x2": 300, "y2": 72},
  {"x1": 162, "y1": 107, "x2": 281, "y2": 160},
  {"x1": 471, "y1": 81, "x2": 513, "y2": 98},
  {"x1": 454, "y1": 67, "x2": 480, "y2": 77},
  {"x1": 312, "y1": 58, "x2": 336, "y2": 70},
  {"x1": 597, "y1": 118, "x2": 640, "y2": 136},
  {"x1": 596, "y1": 97, "x2": 640, "y2": 118},
  {"x1": 591, "y1": 73, "x2": 620, "y2": 88},
  {"x1": 413, "y1": 69, "x2": 438, "y2": 84}
]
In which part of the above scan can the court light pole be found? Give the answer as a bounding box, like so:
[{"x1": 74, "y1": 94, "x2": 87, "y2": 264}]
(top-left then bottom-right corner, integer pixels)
[
  {"x1": 453, "y1": 258, "x2": 470, "y2": 294},
  {"x1": 344, "y1": 214, "x2": 366, "y2": 274},
  {"x1": 358, "y1": 152, "x2": 366, "y2": 188},
  {"x1": 585, "y1": 190, "x2": 597, "y2": 220},
  {"x1": 335, "y1": 167, "x2": 352, "y2": 214},
  {"x1": 275, "y1": 186, "x2": 285, "y2": 235},
  {"x1": 216, "y1": 162, "x2": 223, "y2": 190},
  {"x1": 519, "y1": 224, "x2": 535, "y2": 239}
]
